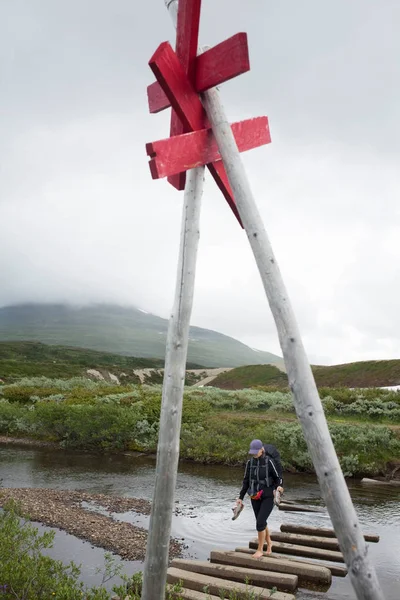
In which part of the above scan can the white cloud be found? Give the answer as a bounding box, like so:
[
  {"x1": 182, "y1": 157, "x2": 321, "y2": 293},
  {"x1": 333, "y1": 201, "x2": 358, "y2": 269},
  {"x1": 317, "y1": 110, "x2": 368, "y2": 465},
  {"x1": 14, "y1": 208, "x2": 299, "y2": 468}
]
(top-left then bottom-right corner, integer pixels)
[{"x1": 1, "y1": 0, "x2": 400, "y2": 365}]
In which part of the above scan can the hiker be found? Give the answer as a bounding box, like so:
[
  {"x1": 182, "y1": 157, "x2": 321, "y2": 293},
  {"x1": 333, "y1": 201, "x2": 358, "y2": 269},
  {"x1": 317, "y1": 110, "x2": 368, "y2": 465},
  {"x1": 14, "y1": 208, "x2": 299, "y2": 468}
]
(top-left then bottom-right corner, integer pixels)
[{"x1": 236, "y1": 439, "x2": 284, "y2": 558}]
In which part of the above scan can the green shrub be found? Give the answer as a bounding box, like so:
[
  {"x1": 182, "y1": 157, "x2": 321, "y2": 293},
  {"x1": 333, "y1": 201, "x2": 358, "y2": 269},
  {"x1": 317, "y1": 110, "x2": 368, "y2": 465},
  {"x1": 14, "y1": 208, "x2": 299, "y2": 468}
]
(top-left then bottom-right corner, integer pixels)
[
  {"x1": 0, "y1": 499, "x2": 114, "y2": 599},
  {"x1": 1, "y1": 377, "x2": 400, "y2": 475},
  {"x1": 1, "y1": 386, "x2": 60, "y2": 404},
  {"x1": 0, "y1": 401, "x2": 36, "y2": 436},
  {"x1": 341, "y1": 398, "x2": 400, "y2": 421},
  {"x1": 34, "y1": 402, "x2": 153, "y2": 450},
  {"x1": 321, "y1": 396, "x2": 343, "y2": 415},
  {"x1": 319, "y1": 386, "x2": 400, "y2": 405}
]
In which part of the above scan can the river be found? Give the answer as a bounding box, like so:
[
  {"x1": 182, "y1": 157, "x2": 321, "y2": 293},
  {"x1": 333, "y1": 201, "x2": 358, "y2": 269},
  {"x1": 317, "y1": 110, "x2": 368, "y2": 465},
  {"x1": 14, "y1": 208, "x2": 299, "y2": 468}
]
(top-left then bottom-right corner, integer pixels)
[{"x1": 1, "y1": 445, "x2": 399, "y2": 599}]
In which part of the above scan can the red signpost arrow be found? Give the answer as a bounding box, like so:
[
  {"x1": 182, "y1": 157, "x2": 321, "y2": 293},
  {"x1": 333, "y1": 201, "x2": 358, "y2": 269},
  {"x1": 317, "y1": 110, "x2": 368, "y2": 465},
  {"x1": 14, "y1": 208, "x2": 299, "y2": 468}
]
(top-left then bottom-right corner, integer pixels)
[
  {"x1": 167, "y1": 0, "x2": 202, "y2": 191},
  {"x1": 150, "y1": 42, "x2": 206, "y2": 133},
  {"x1": 146, "y1": 117, "x2": 271, "y2": 179},
  {"x1": 147, "y1": 32, "x2": 250, "y2": 114},
  {"x1": 149, "y1": 41, "x2": 243, "y2": 224},
  {"x1": 145, "y1": 0, "x2": 271, "y2": 227}
]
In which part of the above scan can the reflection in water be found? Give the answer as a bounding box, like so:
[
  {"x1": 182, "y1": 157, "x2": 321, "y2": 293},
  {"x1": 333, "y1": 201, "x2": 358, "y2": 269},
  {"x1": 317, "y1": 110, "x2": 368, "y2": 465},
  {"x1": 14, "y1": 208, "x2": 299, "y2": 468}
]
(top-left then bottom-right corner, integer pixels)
[{"x1": 1, "y1": 445, "x2": 400, "y2": 599}]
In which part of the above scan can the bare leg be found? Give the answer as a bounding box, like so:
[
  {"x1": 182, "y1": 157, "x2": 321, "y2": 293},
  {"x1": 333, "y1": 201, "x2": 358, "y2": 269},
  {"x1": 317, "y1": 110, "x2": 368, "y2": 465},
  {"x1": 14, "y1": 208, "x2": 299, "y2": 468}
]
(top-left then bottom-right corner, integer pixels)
[
  {"x1": 265, "y1": 526, "x2": 272, "y2": 555},
  {"x1": 253, "y1": 529, "x2": 266, "y2": 559}
]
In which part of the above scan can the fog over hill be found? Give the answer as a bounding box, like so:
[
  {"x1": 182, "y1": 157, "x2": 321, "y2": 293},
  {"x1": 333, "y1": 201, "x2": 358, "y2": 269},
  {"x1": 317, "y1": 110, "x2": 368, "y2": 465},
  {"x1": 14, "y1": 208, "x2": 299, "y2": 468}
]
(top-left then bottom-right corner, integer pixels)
[{"x1": 0, "y1": 304, "x2": 283, "y2": 369}]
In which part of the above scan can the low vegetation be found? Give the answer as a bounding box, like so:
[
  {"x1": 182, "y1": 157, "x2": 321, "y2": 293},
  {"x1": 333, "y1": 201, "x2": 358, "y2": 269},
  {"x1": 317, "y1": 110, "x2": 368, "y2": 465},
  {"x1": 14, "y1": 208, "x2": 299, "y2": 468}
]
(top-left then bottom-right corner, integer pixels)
[
  {"x1": 0, "y1": 499, "x2": 121, "y2": 599},
  {"x1": 1, "y1": 377, "x2": 400, "y2": 477},
  {"x1": 0, "y1": 499, "x2": 269, "y2": 599},
  {"x1": 0, "y1": 341, "x2": 204, "y2": 384},
  {"x1": 0, "y1": 499, "x2": 187, "y2": 599},
  {"x1": 209, "y1": 364, "x2": 288, "y2": 389},
  {"x1": 0, "y1": 341, "x2": 159, "y2": 383},
  {"x1": 211, "y1": 360, "x2": 400, "y2": 389}
]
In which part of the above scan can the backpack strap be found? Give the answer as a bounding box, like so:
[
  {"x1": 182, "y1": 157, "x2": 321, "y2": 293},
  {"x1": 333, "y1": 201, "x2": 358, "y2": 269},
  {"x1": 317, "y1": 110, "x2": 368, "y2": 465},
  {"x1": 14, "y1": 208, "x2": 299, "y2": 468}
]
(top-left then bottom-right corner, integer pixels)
[
  {"x1": 264, "y1": 457, "x2": 270, "y2": 487},
  {"x1": 269, "y1": 457, "x2": 280, "y2": 478}
]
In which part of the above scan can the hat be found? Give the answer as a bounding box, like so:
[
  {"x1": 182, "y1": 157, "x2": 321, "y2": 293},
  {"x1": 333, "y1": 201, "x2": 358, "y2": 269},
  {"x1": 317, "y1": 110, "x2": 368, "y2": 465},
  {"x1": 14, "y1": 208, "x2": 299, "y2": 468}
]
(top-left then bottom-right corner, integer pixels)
[{"x1": 248, "y1": 439, "x2": 263, "y2": 455}]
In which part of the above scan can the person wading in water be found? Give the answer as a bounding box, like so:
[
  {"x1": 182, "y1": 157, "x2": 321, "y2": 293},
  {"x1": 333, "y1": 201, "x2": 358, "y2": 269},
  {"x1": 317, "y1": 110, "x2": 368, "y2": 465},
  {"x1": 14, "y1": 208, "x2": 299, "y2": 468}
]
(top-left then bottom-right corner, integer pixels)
[{"x1": 236, "y1": 439, "x2": 284, "y2": 558}]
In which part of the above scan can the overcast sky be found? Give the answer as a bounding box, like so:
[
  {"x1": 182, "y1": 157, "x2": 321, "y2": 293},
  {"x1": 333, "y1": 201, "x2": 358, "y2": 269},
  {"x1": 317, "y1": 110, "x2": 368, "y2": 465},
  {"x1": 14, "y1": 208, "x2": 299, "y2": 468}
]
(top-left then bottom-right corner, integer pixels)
[{"x1": 1, "y1": 0, "x2": 399, "y2": 365}]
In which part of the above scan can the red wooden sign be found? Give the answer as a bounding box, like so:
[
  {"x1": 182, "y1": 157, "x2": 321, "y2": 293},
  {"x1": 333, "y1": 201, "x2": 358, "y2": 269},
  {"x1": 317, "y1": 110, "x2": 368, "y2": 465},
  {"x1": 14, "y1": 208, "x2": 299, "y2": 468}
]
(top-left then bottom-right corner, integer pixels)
[
  {"x1": 167, "y1": 0, "x2": 202, "y2": 190},
  {"x1": 145, "y1": 0, "x2": 271, "y2": 227},
  {"x1": 146, "y1": 117, "x2": 271, "y2": 179},
  {"x1": 147, "y1": 32, "x2": 250, "y2": 114}
]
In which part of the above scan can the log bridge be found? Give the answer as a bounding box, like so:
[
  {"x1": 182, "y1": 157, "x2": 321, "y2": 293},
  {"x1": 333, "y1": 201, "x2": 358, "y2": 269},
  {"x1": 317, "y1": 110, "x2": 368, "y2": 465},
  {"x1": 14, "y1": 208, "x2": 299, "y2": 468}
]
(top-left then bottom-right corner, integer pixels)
[{"x1": 167, "y1": 523, "x2": 380, "y2": 599}]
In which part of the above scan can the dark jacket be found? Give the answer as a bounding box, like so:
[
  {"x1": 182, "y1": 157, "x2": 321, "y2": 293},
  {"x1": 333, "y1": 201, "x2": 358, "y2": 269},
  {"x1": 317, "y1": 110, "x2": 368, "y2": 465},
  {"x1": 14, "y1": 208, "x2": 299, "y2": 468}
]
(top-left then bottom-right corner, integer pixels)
[{"x1": 239, "y1": 455, "x2": 283, "y2": 500}]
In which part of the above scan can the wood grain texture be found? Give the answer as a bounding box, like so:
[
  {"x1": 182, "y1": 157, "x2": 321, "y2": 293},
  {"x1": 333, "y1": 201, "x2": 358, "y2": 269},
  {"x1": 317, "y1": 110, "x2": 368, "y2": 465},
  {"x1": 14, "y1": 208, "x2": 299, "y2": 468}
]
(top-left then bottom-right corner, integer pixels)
[
  {"x1": 248, "y1": 540, "x2": 344, "y2": 563},
  {"x1": 147, "y1": 80, "x2": 170, "y2": 114},
  {"x1": 271, "y1": 532, "x2": 341, "y2": 552},
  {"x1": 142, "y1": 4, "x2": 204, "y2": 600},
  {"x1": 195, "y1": 32, "x2": 249, "y2": 92},
  {"x1": 168, "y1": 0, "x2": 202, "y2": 190},
  {"x1": 201, "y1": 83, "x2": 385, "y2": 599},
  {"x1": 149, "y1": 41, "x2": 241, "y2": 226},
  {"x1": 147, "y1": 32, "x2": 250, "y2": 114},
  {"x1": 167, "y1": 567, "x2": 295, "y2": 600},
  {"x1": 141, "y1": 167, "x2": 205, "y2": 600},
  {"x1": 235, "y1": 547, "x2": 348, "y2": 578},
  {"x1": 149, "y1": 42, "x2": 205, "y2": 139},
  {"x1": 147, "y1": 116, "x2": 270, "y2": 178},
  {"x1": 170, "y1": 559, "x2": 298, "y2": 592},
  {"x1": 208, "y1": 160, "x2": 242, "y2": 226},
  {"x1": 215, "y1": 550, "x2": 332, "y2": 584},
  {"x1": 280, "y1": 524, "x2": 380, "y2": 543}
]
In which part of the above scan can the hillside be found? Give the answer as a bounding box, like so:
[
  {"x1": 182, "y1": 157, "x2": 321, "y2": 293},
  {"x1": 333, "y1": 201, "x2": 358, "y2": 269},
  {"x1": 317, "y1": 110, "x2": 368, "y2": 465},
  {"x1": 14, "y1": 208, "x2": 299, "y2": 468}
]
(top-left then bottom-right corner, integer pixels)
[
  {"x1": 207, "y1": 364, "x2": 288, "y2": 389},
  {"x1": 0, "y1": 341, "x2": 166, "y2": 382},
  {"x1": 311, "y1": 360, "x2": 400, "y2": 388},
  {"x1": 210, "y1": 360, "x2": 400, "y2": 389},
  {"x1": 0, "y1": 304, "x2": 282, "y2": 369}
]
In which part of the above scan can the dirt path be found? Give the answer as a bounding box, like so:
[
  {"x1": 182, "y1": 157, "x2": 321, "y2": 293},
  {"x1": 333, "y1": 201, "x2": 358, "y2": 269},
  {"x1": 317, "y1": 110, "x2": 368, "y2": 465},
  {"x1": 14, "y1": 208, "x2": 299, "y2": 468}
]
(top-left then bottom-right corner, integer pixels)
[{"x1": 191, "y1": 368, "x2": 233, "y2": 387}]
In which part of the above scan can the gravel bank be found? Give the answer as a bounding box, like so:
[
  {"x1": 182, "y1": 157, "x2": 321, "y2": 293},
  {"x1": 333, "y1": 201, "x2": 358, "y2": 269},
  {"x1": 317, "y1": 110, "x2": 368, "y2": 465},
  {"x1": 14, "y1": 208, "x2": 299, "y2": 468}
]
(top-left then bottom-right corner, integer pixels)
[{"x1": 0, "y1": 487, "x2": 183, "y2": 561}]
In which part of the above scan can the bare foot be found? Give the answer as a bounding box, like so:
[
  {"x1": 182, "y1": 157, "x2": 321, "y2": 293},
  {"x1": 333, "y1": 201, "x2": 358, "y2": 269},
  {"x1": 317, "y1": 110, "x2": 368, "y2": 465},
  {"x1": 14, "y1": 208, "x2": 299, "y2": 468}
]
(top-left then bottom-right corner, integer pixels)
[
  {"x1": 265, "y1": 544, "x2": 272, "y2": 555},
  {"x1": 252, "y1": 550, "x2": 263, "y2": 559}
]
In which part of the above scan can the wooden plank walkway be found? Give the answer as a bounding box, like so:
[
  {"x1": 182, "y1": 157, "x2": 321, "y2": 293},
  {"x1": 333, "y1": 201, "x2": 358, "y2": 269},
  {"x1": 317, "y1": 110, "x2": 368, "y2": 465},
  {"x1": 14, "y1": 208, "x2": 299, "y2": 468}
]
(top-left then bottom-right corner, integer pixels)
[
  {"x1": 235, "y1": 548, "x2": 348, "y2": 578},
  {"x1": 249, "y1": 539, "x2": 345, "y2": 563},
  {"x1": 166, "y1": 522, "x2": 380, "y2": 599},
  {"x1": 211, "y1": 550, "x2": 331, "y2": 585},
  {"x1": 280, "y1": 523, "x2": 380, "y2": 542},
  {"x1": 171, "y1": 559, "x2": 298, "y2": 591}
]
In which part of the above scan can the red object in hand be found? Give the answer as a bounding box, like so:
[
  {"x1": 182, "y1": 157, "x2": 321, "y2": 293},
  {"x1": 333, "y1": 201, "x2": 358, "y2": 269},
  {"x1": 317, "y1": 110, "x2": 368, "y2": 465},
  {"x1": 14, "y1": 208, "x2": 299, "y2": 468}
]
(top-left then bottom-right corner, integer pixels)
[{"x1": 250, "y1": 490, "x2": 264, "y2": 501}]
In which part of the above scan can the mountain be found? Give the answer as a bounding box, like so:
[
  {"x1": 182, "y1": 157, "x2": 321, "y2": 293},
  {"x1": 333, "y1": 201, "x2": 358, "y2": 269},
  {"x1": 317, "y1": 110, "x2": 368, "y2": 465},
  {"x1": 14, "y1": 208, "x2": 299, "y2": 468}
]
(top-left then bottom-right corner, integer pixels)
[{"x1": 0, "y1": 304, "x2": 283, "y2": 369}]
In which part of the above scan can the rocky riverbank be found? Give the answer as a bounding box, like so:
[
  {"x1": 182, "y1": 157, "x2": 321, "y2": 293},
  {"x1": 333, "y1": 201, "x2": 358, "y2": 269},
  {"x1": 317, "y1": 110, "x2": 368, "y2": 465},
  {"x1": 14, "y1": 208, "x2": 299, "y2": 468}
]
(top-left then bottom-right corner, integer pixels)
[{"x1": 0, "y1": 488, "x2": 183, "y2": 561}]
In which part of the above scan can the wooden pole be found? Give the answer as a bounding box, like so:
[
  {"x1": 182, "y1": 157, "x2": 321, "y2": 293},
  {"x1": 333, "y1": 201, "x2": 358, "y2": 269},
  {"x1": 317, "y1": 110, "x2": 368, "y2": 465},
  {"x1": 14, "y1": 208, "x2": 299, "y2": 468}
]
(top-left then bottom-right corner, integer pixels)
[
  {"x1": 165, "y1": 0, "x2": 179, "y2": 27},
  {"x1": 141, "y1": 165, "x2": 205, "y2": 600},
  {"x1": 142, "y1": 6, "x2": 205, "y2": 598},
  {"x1": 201, "y1": 87, "x2": 385, "y2": 599}
]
